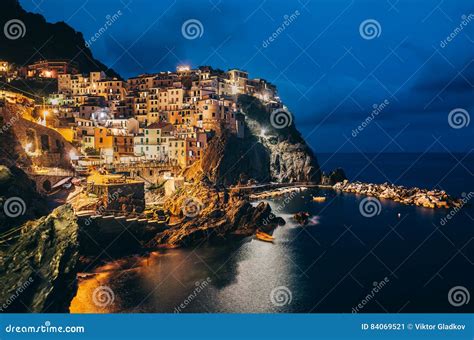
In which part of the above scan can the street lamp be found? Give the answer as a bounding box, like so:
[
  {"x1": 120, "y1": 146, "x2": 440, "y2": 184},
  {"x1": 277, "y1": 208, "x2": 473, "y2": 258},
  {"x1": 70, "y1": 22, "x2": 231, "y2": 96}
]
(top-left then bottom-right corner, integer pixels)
[{"x1": 43, "y1": 110, "x2": 49, "y2": 126}]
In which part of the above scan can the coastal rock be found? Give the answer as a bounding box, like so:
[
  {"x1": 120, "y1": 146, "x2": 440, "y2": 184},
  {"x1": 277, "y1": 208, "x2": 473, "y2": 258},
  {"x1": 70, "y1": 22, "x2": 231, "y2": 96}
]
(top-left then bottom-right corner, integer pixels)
[
  {"x1": 0, "y1": 205, "x2": 79, "y2": 312},
  {"x1": 201, "y1": 95, "x2": 320, "y2": 185},
  {"x1": 149, "y1": 175, "x2": 279, "y2": 247},
  {"x1": 293, "y1": 211, "x2": 310, "y2": 225},
  {"x1": 321, "y1": 167, "x2": 347, "y2": 185},
  {"x1": 239, "y1": 95, "x2": 321, "y2": 184},
  {"x1": 333, "y1": 181, "x2": 462, "y2": 209},
  {"x1": 0, "y1": 165, "x2": 49, "y2": 230}
]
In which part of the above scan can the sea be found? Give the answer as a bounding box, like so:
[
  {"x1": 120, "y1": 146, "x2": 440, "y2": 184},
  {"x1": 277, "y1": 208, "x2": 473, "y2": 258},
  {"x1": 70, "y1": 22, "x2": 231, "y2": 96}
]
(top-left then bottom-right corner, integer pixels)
[{"x1": 70, "y1": 153, "x2": 474, "y2": 313}]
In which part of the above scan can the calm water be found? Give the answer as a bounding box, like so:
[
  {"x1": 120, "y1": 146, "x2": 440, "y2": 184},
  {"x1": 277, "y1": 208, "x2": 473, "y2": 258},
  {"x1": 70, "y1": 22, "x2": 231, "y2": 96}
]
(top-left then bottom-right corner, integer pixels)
[{"x1": 70, "y1": 153, "x2": 474, "y2": 313}]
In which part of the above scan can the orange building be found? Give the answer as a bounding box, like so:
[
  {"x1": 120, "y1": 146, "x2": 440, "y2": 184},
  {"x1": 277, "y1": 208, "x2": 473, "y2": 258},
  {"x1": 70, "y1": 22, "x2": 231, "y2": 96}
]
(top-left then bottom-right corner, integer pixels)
[{"x1": 94, "y1": 127, "x2": 113, "y2": 150}]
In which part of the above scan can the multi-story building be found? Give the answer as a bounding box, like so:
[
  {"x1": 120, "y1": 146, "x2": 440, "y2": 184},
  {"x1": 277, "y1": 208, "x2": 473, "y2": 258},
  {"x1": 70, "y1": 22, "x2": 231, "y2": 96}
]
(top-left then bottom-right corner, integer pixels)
[
  {"x1": 168, "y1": 137, "x2": 186, "y2": 168},
  {"x1": 27, "y1": 59, "x2": 79, "y2": 79},
  {"x1": 133, "y1": 122, "x2": 174, "y2": 161},
  {"x1": 55, "y1": 65, "x2": 278, "y2": 166}
]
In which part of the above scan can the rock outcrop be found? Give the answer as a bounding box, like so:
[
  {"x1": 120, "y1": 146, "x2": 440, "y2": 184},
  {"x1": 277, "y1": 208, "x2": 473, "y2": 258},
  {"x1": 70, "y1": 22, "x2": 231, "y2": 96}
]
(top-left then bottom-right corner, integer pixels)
[
  {"x1": 0, "y1": 165, "x2": 49, "y2": 230},
  {"x1": 0, "y1": 205, "x2": 80, "y2": 312},
  {"x1": 238, "y1": 95, "x2": 320, "y2": 184},
  {"x1": 321, "y1": 167, "x2": 347, "y2": 186},
  {"x1": 149, "y1": 163, "x2": 283, "y2": 247},
  {"x1": 201, "y1": 96, "x2": 320, "y2": 186},
  {"x1": 334, "y1": 180, "x2": 463, "y2": 209}
]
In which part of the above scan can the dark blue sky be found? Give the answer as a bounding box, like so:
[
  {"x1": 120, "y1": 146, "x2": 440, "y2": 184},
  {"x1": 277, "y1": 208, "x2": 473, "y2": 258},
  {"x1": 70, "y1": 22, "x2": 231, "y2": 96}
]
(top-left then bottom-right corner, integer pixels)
[{"x1": 21, "y1": 0, "x2": 473, "y2": 153}]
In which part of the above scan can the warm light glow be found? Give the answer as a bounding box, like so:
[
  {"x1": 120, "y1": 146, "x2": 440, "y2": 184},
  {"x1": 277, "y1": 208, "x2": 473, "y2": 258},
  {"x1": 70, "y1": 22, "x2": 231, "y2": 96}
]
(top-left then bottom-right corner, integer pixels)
[
  {"x1": 43, "y1": 110, "x2": 49, "y2": 117},
  {"x1": 25, "y1": 143, "x2": 32, "y2": 153},
  {"x1": 231, "y1": 84, "x2": 238, "y2": 95},
  {"x1": 69, "y1": 150, "x2": 78, "y2": 160},
  {"x1": 177, "y1": 65, "x2": 190, "y2": 72}
]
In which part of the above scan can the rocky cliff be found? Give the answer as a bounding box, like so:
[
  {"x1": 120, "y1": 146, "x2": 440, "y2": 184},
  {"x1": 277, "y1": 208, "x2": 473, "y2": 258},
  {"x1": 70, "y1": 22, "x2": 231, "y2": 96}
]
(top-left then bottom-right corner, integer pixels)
[
  {"x1": 201, "y1": 95, "x2": 320, "y2": 185},
  {"x1": 152, "y1": 95, "x2": 319, "y2": 247},
  {"x1": 148, "y1": 161, "x2": 284, "y2": 247},
  {"x1": 0, "y1": 205, "x2": 79, "y2": 312},
  {"x1": 0, "y1": 165, "x2": 49, "y2": 230},
  {"x1": 1, "y1": 0, "x2": 119, "y2": 78}
]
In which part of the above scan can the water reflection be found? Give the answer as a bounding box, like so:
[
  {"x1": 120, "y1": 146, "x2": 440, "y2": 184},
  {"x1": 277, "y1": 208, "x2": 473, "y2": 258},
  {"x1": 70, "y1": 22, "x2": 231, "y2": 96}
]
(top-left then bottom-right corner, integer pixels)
[{"x1": 70, "y1": 188, "x2": 474, "y2": 313}]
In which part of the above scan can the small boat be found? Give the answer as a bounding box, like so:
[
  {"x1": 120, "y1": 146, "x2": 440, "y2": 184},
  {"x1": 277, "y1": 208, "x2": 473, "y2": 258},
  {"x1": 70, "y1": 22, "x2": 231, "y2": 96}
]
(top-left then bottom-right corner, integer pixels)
[
  {"x1": 256, "y1": 230, "x2": 274, "y2": 242},
  {"x1": 312, "y1": 196, "x2": 326, "y2": 202}
]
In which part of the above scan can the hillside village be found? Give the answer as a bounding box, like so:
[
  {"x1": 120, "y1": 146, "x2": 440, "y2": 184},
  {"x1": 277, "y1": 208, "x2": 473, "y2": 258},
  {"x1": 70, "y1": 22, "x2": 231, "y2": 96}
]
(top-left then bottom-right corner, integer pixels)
[{"x1": 1, "y1": 59, "x2": 282, "y2": 171}]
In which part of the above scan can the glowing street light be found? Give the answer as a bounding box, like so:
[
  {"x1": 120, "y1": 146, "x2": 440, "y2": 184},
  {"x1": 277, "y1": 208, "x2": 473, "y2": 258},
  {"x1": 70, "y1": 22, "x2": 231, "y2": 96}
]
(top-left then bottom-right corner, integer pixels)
[
  {"x1": 177, "y1": 65, "x2": 190, "y2": 72},
  {"x1": 42, "y1": 110, "x2": 49, "y2": 126}
]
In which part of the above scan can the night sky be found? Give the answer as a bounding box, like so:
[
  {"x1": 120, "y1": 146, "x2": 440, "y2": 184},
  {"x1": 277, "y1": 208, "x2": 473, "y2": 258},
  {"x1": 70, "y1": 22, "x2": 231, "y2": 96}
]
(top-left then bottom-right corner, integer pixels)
[{"x1": 20, "y1": 0, "x2": 474, "y2": 153}]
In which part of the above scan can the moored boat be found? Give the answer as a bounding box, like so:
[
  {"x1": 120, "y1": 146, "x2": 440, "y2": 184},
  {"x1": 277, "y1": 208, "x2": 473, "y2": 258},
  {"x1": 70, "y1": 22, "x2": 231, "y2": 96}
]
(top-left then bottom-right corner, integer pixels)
[{"x1": 256, "y1": 230, "x2": 274, "y2": 242}]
